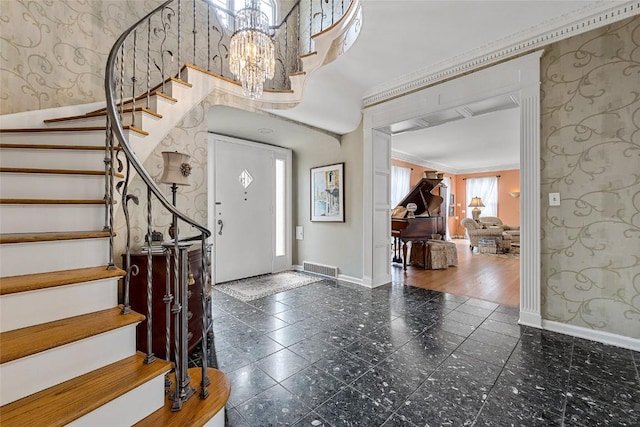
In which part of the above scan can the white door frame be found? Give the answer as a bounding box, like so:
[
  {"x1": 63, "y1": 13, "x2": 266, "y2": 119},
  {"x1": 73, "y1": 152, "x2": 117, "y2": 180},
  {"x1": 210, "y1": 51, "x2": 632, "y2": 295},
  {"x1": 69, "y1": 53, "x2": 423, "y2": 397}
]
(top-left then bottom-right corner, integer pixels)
[
  {"x1": 361, "y1": 50, "x2": 543, "y2": 328},
  {"x1": 207, "y1": 133, "x2": 293, "y2": 280}
]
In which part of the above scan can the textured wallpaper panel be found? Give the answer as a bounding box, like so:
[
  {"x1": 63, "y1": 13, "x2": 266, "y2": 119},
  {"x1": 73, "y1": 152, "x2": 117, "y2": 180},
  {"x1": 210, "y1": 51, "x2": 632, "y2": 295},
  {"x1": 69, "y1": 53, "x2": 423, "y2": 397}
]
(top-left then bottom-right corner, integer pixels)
[
  {"x1": 0, "y1": 0, "x2": 165, "y2": 114},
  {"x1": 540, "y1": 16, "x2": 640, "y2": 338}
]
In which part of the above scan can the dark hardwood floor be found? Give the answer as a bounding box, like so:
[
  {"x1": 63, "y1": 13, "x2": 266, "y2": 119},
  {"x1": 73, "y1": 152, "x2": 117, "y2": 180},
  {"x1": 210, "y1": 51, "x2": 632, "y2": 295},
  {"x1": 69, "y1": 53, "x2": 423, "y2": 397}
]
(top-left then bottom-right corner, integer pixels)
[{"x1": 392, "y1": 239, "x2": 520, "y2": 306}]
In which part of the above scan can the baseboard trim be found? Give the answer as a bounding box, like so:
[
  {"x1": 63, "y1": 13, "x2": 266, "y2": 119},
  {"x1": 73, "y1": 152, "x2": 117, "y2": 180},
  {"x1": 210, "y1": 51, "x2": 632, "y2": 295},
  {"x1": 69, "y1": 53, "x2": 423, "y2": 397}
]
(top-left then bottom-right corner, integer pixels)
[
  {"x1": 518, "y1": 310, "x2": 542, "y2": 328},
  {"x1": 542, "y1": 320, "x2": 640, "y2": 352},
  {"x1": 337, "y1": 274, "x2": 364, "y2": 287}
]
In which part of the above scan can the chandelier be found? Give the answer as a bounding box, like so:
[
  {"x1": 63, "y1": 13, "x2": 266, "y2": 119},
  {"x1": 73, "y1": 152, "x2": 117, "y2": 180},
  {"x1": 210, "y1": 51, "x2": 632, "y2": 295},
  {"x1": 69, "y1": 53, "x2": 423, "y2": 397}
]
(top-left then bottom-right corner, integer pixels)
[{"x1": 229, "y1": 0, "x2": 275, "y2": 99}]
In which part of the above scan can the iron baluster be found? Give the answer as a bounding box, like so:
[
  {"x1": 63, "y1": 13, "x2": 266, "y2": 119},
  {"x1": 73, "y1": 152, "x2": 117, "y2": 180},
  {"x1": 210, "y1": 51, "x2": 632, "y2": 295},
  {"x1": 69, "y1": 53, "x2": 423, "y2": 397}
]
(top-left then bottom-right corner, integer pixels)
[
  {"x1": 309, "y1": 0, "x2": 312, "y2": 52},
  {"x1": 171, "y1": 241, "x2": 182, "y2": 410},
  {"x1": 164, "y1": 246, "x2": 173, "y2": 393},
  {"x1": 121, "y1": 157, "x2": 133, "y2": 315},
  {"x1": 193, "y1": 0, "x2": 197, "y2": 70},
  {"x1": 199, "y1": 237, "x2": 210, "y2": 398},
  {"x1": 147, "y1": 18, "x2": 151, "y2": 110},
  {"x1": 131, "y1": 29, "x2": 137, "y2": 128},
  {"x1": 177, "y1": 0, "x2": 181, "y2": 79},
  {"x1": 144, "y1": 187, "x2": 156, "y2": 364},
  {"x1": 119, "y1": 43, "x2": 125, "y2": 118},
  {"x1": 179, "y1": 245, "x2": 195, "y2": 403},
  {"x1": 207, "y1": 7, "x2": 210, "y2": 71}
]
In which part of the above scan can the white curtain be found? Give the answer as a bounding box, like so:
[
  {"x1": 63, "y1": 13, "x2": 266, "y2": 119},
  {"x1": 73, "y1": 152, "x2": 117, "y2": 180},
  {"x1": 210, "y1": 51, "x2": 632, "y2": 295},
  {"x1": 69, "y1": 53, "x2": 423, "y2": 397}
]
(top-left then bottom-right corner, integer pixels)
[
  {"x1": 391, "y1": 166, "x2": 411, "y2": 207},
  {"x1": 466, "y1": 176, "x2": 498, "y2": 218}
]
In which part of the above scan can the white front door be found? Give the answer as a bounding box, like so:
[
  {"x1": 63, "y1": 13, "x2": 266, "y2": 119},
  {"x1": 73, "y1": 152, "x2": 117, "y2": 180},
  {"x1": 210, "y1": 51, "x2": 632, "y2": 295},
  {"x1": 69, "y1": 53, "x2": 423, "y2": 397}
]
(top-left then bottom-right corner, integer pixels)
[{"x1": 213, "y1": 139, "x2": 273, "y2": 283}]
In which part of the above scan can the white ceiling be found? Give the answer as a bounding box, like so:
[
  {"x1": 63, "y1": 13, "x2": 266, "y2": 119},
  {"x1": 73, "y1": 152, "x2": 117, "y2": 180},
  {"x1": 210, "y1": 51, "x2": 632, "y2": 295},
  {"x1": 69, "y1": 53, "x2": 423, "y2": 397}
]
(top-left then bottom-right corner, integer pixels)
[{"x1": 211, "y1": 0, "x2": 604, "y2": 172}]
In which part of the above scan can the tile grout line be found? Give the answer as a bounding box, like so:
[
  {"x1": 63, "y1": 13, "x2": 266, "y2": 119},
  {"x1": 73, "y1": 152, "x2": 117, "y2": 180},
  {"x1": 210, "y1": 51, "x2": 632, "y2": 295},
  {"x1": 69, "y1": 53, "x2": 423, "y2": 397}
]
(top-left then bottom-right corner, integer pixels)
[
  {"x1": 559, "y1": 337, "x2": 576, "y2": 427},
  {"x1": 468, "y1": 311, "x2": 524, "y2": 426}
]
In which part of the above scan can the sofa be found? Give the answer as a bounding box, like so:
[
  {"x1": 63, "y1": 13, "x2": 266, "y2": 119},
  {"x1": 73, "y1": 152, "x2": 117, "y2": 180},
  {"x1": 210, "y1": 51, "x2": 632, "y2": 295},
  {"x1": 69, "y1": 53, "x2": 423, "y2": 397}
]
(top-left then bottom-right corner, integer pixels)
[
  {"x1": 460, "y1": 218, "x2": 512, "y2": 252},
  {"x1": 478, "y1": 216, "x2": 520, "y2": 244}
]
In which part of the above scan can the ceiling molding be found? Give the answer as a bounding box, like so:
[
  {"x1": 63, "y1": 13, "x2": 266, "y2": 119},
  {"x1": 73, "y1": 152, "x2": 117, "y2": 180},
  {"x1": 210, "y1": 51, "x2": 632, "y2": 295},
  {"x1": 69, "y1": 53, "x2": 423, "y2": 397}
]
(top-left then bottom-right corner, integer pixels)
[
  {"x1": 392, "y1": 149, "x2": 521, "y2": 175},
  {"x1": 391, "y1": 150, "x2": 459, "y2": 174},
  {"x1": 455, "y1": 163, "x2": 521, "y2": 175},
  {"x1": 363, "y1": 1, "x2": 639, "y2": 108}
]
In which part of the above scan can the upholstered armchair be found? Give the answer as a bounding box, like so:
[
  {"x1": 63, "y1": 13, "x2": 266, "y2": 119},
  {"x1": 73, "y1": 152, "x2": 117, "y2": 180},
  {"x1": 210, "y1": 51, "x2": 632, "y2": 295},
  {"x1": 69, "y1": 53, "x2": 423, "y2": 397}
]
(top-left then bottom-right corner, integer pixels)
[
  {"x1": 460, "y1": 218, "x2": 511, "y2": 251},
  {"x1": 478, "y1": 216, "x2": 520, "y2": 244}
]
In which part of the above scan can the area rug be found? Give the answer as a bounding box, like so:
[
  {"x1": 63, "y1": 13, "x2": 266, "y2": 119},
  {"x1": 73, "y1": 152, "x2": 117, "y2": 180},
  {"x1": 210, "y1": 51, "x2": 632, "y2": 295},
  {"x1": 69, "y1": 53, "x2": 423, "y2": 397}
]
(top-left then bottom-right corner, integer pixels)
[
  {"x1": 479, "y1": 251, "x2": 520, "y2": 259},
  {"x1": 214, "y1": 271, "x2": 323, "y2": 302}
]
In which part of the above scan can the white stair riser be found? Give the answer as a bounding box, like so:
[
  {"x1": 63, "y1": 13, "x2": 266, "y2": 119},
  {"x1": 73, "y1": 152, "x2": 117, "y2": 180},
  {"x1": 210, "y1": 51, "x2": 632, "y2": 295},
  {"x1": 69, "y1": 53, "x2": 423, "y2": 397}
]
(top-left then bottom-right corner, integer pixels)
[
  {"x1": 133, "y1": 95, "x2": 176, "y2": 115},
  {"x1": 68, "y1": 372, "x2": 167, "y2": 427},
  {"x1": 0, "y1": 148, "x2": 105, "y2": 170},
  {"x1": 44, "y1": 111, "x2": 160, "y2": 130},
  {"x1": 0, "y1": 173, "x2": 106, "y2": 199},
  {"x1": 163, "y1": 81, "x2": 191, "y2": 99},
  {"x1": 0, "y1": 204, "x2": 105, "y2": 233},
  {"x1": 0, "y1": 325, "x2": 138, "y2": 406},
  {"x1": 0, "y1": 278, "x2": 119, "y2": 333},
  {"x1": 0, "y1": 238, "x2": 110, "y2": 276},
  {"x1": 0, "y1": 130, "x2": 105, "y2": 146},
  {"x1": 204, "y1": 408, "x2": 226, "y2": 427}
]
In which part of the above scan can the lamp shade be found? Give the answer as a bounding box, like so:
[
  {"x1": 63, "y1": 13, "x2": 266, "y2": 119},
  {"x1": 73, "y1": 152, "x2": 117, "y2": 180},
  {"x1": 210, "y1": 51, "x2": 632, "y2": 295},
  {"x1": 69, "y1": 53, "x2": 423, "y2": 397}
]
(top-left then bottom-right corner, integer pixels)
[
  {"x1": 159, "y1": 151, "x2": 192, "y2": 186},
  {"x1": 509, "y1": 191, "x2": 520, "y2": 198},
  {"x1": 468, "y1": 197, "x2": 485, "y2": 208}
]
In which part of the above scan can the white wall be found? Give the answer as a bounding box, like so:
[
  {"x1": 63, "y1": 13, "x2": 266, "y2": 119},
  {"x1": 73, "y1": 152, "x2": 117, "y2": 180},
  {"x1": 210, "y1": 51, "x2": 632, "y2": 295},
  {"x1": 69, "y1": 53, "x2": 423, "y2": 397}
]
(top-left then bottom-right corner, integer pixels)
[{"x1": 293, "y1": 121, "x2": 363, "y2": 280}]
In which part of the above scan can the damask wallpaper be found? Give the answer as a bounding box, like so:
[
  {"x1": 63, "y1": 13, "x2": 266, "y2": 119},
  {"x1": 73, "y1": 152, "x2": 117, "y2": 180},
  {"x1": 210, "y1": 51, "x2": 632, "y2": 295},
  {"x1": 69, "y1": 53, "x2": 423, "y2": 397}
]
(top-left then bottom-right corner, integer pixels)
[
  {"x1": 0, "y1": 0, "x2": 166, "y2": 114},
  {"x1": 540, "y1": 16, "x2": 640, "y2": 338}
]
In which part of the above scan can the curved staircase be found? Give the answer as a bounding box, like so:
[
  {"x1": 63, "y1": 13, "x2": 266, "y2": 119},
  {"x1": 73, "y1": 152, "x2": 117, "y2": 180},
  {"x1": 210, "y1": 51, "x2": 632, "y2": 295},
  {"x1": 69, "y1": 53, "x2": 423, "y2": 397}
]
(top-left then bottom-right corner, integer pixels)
[
  {"x1": 0, "y1": 0, "x2": 361, "y2": 424},
  {"x1": 0, "y1": 109, "x2": 230, "y2": 425}
]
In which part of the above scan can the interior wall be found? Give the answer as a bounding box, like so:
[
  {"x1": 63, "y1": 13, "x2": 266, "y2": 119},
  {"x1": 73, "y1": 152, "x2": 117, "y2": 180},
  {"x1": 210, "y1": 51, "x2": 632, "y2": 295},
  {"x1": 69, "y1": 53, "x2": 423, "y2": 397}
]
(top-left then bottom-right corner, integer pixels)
[
  {"x1": 540, "y1": 16, "x2": 640, "y2": 339},
  {"x1": 293, "y1": 121, "x2": 364, "y2": 279},
  {"x1": 390, "y1": 159, "x2": 426, "y2": 186},
  {"x1": 0, "y1": 0, "x2": 164, "y2": 114},
  {"x1": 454, "y1": 169, "x2": 520, "y2": 235}
]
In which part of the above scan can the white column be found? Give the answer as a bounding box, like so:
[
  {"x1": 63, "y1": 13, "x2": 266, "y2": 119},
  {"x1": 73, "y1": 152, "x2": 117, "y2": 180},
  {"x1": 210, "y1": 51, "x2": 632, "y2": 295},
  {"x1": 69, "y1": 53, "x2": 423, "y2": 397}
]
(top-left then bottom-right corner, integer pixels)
[{"x1": 519, "y1": 83, "x2": 542, "y2": 327}]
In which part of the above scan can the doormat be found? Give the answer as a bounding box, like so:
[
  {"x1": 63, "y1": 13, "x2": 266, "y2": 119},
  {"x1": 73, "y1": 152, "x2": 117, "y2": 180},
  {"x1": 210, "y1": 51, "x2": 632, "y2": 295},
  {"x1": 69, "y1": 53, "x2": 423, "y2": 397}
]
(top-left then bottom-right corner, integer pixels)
[{"x1": 214, "y1": 271, "x2": 324, "y2": 302}]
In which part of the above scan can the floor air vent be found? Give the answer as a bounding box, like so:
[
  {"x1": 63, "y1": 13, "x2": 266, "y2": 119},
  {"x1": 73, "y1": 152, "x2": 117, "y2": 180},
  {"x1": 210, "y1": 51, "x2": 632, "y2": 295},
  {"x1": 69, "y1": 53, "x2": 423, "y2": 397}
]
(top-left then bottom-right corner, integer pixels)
[{"x1": 303, "y1": 261, "x2": 339, "y2": 278}]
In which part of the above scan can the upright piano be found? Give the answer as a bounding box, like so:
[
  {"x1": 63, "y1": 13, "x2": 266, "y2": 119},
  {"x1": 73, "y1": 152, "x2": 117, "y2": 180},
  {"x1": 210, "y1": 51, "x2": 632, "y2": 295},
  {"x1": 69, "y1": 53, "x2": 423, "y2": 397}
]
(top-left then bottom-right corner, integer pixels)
[{"x1": 392, "y1": 178, "x2": 446, "y2": 270}]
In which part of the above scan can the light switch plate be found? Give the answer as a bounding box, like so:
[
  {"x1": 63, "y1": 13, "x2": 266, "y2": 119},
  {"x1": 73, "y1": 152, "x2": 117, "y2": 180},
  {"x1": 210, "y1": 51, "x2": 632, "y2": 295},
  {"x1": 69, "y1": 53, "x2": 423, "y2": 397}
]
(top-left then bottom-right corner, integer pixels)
[
  {"x1": 296, "y1": 226, "x2": 304, "y2": 240},
  {"x1": 549, "y1": 192, "x2": 561, "y2": 206}
]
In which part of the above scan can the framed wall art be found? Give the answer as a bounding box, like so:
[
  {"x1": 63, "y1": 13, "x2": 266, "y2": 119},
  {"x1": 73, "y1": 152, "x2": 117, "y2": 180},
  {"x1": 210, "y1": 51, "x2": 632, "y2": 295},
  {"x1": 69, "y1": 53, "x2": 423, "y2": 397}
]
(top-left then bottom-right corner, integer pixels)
[{"x1": 311, "y1": 162, "x2": 345, "y2": 222}]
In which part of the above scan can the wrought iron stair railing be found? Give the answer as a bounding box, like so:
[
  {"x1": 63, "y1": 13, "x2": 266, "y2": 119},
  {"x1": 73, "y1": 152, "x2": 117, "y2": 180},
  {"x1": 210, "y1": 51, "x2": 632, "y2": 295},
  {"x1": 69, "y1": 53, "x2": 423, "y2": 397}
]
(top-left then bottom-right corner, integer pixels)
[{"x1": 104, "y1": 0, "x2": 353, "y2": 412}]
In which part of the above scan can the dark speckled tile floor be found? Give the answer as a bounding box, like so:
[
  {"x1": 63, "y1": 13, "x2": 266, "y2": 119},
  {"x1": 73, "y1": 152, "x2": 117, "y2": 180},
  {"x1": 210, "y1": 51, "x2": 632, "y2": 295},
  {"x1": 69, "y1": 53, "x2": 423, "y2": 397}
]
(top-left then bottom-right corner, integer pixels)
[{"x1": 196, "y1": 278, "x2": 640, "y2": 426}]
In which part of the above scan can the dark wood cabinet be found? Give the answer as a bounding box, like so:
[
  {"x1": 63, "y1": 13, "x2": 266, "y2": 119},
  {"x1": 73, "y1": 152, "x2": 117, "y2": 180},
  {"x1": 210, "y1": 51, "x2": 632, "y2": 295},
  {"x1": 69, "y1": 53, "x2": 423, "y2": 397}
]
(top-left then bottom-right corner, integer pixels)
[{"x1": 123, "y1": 245, "x2": 211, "y2": 361}]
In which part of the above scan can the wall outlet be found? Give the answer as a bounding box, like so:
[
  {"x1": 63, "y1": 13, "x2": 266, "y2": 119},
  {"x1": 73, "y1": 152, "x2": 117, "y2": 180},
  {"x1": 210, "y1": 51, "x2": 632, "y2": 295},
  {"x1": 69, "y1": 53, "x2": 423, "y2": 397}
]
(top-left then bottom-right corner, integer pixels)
[
  {"x1": 549, "y1": 192, "x2": 561, "y2": 206},
  {"x1": 296, "y1": 226, "x2": 304, "y2": 240}
]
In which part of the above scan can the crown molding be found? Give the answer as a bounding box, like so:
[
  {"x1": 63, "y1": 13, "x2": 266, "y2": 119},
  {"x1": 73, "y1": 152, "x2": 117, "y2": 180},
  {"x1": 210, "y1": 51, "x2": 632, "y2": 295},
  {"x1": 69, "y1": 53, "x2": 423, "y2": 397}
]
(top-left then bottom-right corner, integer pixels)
[
  {"x1": 363, "y1": 1, "x2": 639, "y2": 108},
  {"x1": 392, "y1": 150, "x2": 520, "y2": 175},
  {"x1": 392, "y1": 150, "x2": 458, "y2": 174}
]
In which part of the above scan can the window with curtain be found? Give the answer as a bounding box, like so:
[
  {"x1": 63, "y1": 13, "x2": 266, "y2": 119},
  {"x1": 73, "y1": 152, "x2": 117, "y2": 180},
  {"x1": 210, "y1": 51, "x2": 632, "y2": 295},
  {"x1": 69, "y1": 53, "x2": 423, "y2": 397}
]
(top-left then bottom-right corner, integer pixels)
[
  {"x1": 466, "y1": 176, "x2": 498, "y2": 218},
  {"x1": 391, "y1": 166, "x2": 411, "y2": 207}
]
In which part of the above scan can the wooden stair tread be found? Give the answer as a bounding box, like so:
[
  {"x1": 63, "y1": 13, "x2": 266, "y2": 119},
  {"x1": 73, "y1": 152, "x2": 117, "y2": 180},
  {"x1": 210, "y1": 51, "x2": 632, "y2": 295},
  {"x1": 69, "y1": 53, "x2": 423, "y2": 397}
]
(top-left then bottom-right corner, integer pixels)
[
  {"x1": 0, "y1": 198, "x2": 115, "y2": 205},
  {"x1": 0, "y1": 306, "x2": 144, "y2": 364},
  {"x1": 149, "y1": 76, "x2": 193, "y2": 94},
  {"x1": 136, "y1": 368, "x2": 230, "y2": 427},
  {"x1": 0, "y1": 125, "x2": 148, "y2": 136},
  {"x1": 43, "y1": 107, "x2": 162, "y2": 123},
  {"x1": 0, "y1": 230, "x2": 112, "y2": 244},
  {"x1": 88, "y1": 91, "x2": 178, "y2": 115},
  {"x1": 181, "y1": 64, "x2": 293, "y2": 94},
  {"x1": 0, "y1": 143, "x2": 121, "y2": 151},
  {"x1": 0, "y1": 266, "x2": 126, "y2": 296},
  {"x1": 0, "y1": 352, "x2": 172, "y2": 427},
  {"x1": 0, "y1": 167, "x2": 125, "y2": 178}
]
